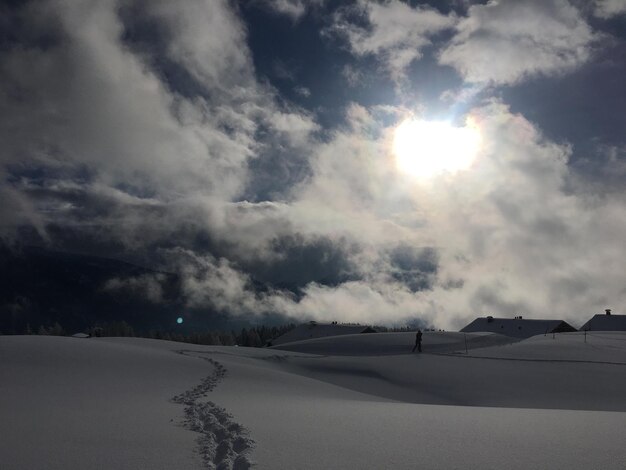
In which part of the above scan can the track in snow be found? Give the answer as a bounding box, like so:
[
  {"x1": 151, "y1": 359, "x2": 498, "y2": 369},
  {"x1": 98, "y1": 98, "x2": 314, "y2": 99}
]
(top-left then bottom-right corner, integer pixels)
[{"x1": 172, "y1": 351, "x2": 255, "y2": 470}]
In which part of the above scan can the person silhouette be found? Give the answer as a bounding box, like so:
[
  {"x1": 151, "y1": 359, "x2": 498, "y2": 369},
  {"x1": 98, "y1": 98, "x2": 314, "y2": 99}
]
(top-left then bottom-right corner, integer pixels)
[{"x1": 411, "y1": 329, "x2": 423, "y2": 353}]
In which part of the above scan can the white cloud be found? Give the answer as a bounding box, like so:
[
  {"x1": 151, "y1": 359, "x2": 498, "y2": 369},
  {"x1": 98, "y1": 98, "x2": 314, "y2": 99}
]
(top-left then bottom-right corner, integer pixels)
[
  {"x1": 2, "y1": 0, "x2": 624, "y2": 331},
  {"x1": 273, "y1": 280, "x2": 439, "y2": 326},
  {"x1": 274, "y1": 100, "x2": 626, "y2": 329},
  {"x1": 439, "y1": 0, "x2": 597, "y2": 85},
  {"x1": 0, "y1": 0, "x2": 254, "y2": 204},
  {"x1": 0, "y1": 0, "x2": 317, "y2": 238},
  {"x1": 594, "y1": 0, "x2": 626, "y2": 18},
  {"x1": 165, "y1": 249, "x2": 260, "y2": 313},
  {"x1": 330, "y1": 0, "x2": 456, "y2": 81},
  {"x1": 257, "y1": 0, "x2": 325, "y2": 20},
  {"x1": 103, "y1": 274, "x2": 166, "y2": 303},
  {"x1": 342, "y1": 64, "x2": 364, "y2": 87},
  {"x1": 148, "y1": 0, "x2": 255, "y2": 94},
  {"x1": 294, "y1": 86, "x2": 311, "y2": 97}
]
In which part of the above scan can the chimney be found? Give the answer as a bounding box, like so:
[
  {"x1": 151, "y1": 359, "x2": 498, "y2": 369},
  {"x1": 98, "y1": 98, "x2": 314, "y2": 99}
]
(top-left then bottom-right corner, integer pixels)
[{"x1": 605, "y1": 309, "x2": 611, "y2": 316}]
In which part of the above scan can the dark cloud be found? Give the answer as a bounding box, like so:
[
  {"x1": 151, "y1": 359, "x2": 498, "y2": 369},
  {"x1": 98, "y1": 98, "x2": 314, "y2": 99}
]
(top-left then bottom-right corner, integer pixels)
[
  {"x1": 388, "y1": 244, "x2": 438, "y2": 292},
  {"x1": 250, "y1": 234, "x2": 361, "y2": 291},
  {"x1": 243, "y1": 140, "x2": 314, "y2": 202}
]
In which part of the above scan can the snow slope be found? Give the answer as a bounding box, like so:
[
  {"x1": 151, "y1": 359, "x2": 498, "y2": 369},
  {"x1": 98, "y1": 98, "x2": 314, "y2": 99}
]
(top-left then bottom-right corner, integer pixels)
[
  {"x1": 0, "y1": 336, "x2": 208, "y2": 470},
  {"x1": 269, "y1": 323, "x2": 372, "y2": 346},
  {"x1": 270, "y1": 330, "x2": 517, "y2": 355},
  {"x1": 2, "y1": 333, "x2": 626, "y2": 469}
]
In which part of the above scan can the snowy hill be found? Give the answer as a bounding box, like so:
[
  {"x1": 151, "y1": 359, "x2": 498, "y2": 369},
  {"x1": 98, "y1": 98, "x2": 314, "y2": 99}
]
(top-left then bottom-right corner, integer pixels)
[
  {"x1": 2, "y1": 333, "x2": 626, "y2": 469},
  {"x1": 270, "y1": 330, "x2": 516, "y2": 355},
  {"x1": 269, "y1": 322, "x2": 375, "y2": 346}
]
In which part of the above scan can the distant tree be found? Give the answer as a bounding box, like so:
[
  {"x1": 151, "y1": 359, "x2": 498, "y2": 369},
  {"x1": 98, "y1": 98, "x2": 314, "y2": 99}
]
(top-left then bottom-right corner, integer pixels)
[
  {"x1": 89, "y1": 326, "x2": 103, "y2": 337},
  {"x1": 170, "y1": 332, "x2": 185, "y2": 343},
  {"x1": 186, "y1": 332, "x2": 196, "y2": 344},
  {"x1": 50, "y1": 322, "x2": 65, "y2": 336},
  {"x1": 129, "y1": 322, "x2": 295, "y2": 347},
  {"x1": 220, "y1": 332, "x2": 235, "y2": 346},
  {"x1": 207, "y1": 331, "x2": 222, "y2": 345},
  {"x1": 100, "y1": 321, "x2": 135, "y2": 337},
  {"x1": 37, "y1": 325, "x2": 49, "y2": 335},
  {"x1": 238, "y1": 328, "x2": 248, "y2": 346},
  {"x1": 265, "y1": 323, "x2": 296, "y2": 345},
  {"x1": 246, "y1": 329, "x2": 263, "y2": 347}
]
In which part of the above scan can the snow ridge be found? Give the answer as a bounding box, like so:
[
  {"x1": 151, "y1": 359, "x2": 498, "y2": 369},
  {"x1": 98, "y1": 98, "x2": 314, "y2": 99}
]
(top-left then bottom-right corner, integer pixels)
[{"x1": 172, "y1": 351, "x2": 255, "y2": 470}]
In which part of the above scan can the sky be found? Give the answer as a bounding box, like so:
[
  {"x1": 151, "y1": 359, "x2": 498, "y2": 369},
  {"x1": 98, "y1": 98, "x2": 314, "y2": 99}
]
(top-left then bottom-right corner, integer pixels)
[{"x1": 1, "y1": 0, "x2": 625, "y2": 329}]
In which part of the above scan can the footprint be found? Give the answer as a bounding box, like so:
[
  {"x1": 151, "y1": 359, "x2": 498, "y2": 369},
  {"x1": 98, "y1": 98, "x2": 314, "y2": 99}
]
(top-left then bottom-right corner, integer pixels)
[{"x1": 172, "y1": 350, "x2": 255, "y2": 469}]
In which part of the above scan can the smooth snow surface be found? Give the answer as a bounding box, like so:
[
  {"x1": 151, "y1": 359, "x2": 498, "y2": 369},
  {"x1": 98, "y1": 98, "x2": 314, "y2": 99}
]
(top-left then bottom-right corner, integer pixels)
[
  {"x1": 269, "y1": 323, "x2": 372, "y2": 346},
  {"x1": 270, "y1": 330, "x2": 517, "y2": 355},
  {"x1": 2, "y1": 332, "x2": 626, "y2": 469}
]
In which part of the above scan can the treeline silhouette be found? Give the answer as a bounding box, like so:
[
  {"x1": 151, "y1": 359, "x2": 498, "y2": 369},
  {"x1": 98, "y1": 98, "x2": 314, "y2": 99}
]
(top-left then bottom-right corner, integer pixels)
[{"x1": 8, "y1": 321, "x2": 297, "y2": 347}]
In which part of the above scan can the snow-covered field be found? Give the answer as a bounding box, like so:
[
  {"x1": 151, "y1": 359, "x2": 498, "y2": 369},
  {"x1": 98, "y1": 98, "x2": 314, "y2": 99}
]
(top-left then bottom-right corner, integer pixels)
[{"x1": 1, "y1": 331, "x2": 625, "y2": 469}]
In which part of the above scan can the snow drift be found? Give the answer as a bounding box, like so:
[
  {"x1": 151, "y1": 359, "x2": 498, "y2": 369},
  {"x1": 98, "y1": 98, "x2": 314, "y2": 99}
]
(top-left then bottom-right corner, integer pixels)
[{"x1": 1, "y1": 332, "x2": 625, "y2": 469}]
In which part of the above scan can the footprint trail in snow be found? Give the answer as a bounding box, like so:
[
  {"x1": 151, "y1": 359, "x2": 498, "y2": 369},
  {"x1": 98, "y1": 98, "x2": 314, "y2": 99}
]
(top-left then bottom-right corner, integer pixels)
[{"x1": 172, "y1": 351, "x2": 255, "y2": 470}]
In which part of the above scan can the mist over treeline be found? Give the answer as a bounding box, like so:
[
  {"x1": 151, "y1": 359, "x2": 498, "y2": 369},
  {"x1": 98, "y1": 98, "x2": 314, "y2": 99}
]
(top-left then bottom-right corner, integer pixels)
[
  {"x1": 9, "y1": 320, "x2": 298, "y2": 348},
  {"x1": 3, "y1": 320, "x2": 433, "y2": 346},
  {"x1": 0, "y1": 243, "x2": 297, "y2": 335},
  {"x1": 1, "y1": 243, "x2": 435, "y2": 335}
]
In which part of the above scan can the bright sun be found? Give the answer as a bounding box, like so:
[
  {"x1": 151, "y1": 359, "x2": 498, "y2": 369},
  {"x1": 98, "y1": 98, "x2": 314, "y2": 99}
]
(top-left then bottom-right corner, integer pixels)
[{"x1": 393, "y1": 118, "x2": 481, "y2": 178}]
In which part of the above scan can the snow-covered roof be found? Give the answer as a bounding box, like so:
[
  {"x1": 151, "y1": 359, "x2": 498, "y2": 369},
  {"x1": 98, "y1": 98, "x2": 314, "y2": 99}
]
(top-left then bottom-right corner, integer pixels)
[
  {"x1": 71, "y1": 332, "x2": 90, "y2": 338},
  {"x1": 460, "y1": 317, "x2": 576, "y2": 338},
  {"x1": 269, "y1": 322, "x2": 376, "y2": 346},
  {"x1": 580, "y1": 314, "x2": 626, "y2": 331}
]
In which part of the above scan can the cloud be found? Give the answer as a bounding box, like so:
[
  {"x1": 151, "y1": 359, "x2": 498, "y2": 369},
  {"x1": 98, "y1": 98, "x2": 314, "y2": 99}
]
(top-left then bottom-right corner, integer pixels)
[
  {"x1": 594, "y1": 0, "x2": 626, "y2": 18},
  {"x1": 163, "y1": 248, "x2": 263, "y2": 314},
  {"x1": 570, "y1": 144, "x2": 626, "y2": 194},
  {"x1": 342, "y1": 64, "x2": 364, "y2": 87},
  {"x1": 0, "y1": 0, "x2": 253, "y2": 207},
  {"x1": 294, "y1": 86, "x2": 311, "y2": 98},
  {"x1": 162, "y1": 247, "x2": 439, "y2": 326},
  {"x1": 278, "y1": 100, "x2": 626, "y2": 328},
  {"x1": 439, "y1": 0, "x2": 597, "y2": 85},
  {"x1": 273, "y1": 279, "x2": 439, "y2": 326},
  {"x1": 102, "y1": 273, "x2": 166, "y2": 303},
  {"x1": 256, "y1": 0, "x2": 325, "y2": 20},
  {"x1": 329, "y1": 0, "x2": 456, "y2": 81},
  {"x1": 127, "y1": 98, "x2": 624, "y2": 329},
  {"x1": 0, "y1": 0, "x2": 317, "y2": 237},
  {"x1": 2, "y1": 0, "x2": 625, "y2": 330},
  {"x1": 0, "y1": 184, "x2": 47, "y2": 243}
]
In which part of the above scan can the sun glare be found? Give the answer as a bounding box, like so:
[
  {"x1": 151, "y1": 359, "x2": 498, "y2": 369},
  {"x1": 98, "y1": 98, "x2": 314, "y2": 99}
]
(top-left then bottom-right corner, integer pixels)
[{"x1": 393, "y1": 118, "x2": 481, "y2": 178}]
